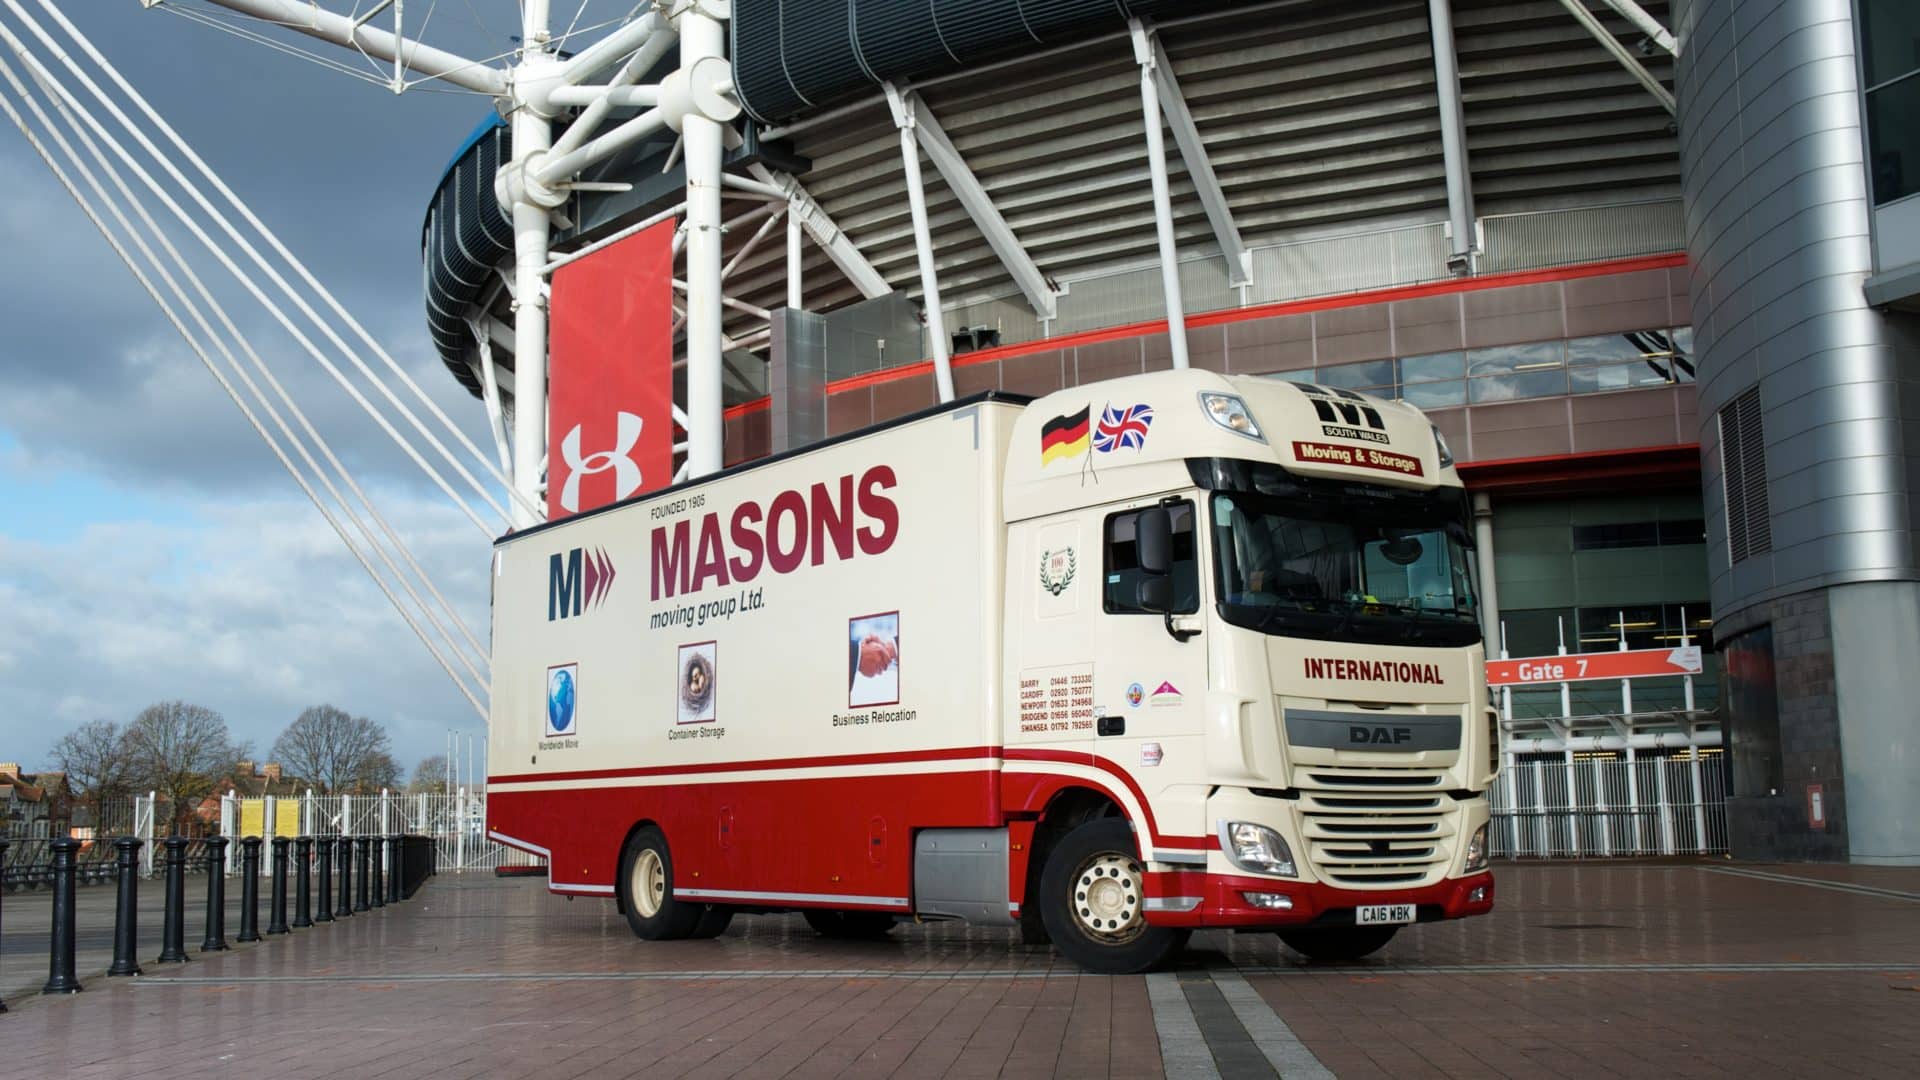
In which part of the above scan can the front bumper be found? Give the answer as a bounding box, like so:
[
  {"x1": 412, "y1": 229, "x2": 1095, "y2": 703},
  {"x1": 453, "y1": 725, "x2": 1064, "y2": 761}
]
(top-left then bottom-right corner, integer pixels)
[{"x1": 1142, "y1": 869, "x2": 1496, "y2": 929}]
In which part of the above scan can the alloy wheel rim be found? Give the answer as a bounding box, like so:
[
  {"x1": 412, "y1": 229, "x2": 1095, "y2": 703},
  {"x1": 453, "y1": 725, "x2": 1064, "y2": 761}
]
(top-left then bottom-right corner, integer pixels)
[
  {"x1": 633, "y1": 849, "x2": 666, "y2": 918},
  {"x1": 1072, "y1": 852, "x2": 1144, "y2": 943}
]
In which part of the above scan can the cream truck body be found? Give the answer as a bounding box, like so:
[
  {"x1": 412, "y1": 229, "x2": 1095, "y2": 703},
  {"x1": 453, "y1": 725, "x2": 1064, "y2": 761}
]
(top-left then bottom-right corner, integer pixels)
[{"x1": 487, "y1": 369, "x2": 1496, "y2": 972}]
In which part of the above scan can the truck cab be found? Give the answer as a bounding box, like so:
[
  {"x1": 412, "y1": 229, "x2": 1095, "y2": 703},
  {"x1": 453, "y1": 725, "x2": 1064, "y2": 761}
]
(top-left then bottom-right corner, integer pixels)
[{"x1": 999, "y1": 370, "x2": 1496, "y2": 971}]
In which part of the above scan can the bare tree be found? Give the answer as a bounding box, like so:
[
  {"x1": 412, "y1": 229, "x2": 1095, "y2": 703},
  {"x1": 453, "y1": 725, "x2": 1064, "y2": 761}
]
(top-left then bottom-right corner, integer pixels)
[
  {"x1": 408, "y1": 754, "x2": 449, "y2": 794},
  {"x1": 124, "y1": 702, "x2": 244, "y2": 831},
  {"x1": 355, "y1": 749, "x2": 403, "y2": 795},
  {"x1": 50, "y1": 719, "x2": 133, "y2": 821},
  {"x1": 270, "y1": 706, "x2": 397, "y2": 794}
]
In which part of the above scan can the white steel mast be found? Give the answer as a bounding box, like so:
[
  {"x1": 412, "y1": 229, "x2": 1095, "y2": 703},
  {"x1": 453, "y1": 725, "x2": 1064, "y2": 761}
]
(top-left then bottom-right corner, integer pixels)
[{"x1": 179, "y1": 0, "x2": 741, "y2": 521}]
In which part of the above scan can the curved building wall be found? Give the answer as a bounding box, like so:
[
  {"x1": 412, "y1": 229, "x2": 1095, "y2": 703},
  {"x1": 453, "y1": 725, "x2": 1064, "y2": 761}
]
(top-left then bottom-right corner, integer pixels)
[{"x1": 1677, "y1": 0, "x2": 1920, "y2": 864}]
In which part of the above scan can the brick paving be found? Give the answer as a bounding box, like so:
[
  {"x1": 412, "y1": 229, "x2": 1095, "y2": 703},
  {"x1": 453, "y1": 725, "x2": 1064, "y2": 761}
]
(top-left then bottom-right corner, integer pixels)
[{"x1": 0, "y1": 860, "x2": 1914, "y2": 1078}]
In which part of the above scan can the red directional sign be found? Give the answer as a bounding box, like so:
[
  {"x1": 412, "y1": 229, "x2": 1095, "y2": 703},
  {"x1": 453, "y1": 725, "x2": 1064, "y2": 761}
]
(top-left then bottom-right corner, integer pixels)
[{"x1": 1485, "y1": 646, "x2": 1703, "y2": 687}]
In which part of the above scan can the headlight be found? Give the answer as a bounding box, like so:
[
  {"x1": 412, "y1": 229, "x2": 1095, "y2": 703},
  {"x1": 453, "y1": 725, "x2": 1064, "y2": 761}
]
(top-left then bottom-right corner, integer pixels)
[
  {"x1": 1200, "y1": 392, "x2": 1266, "y2": 442},
  {"x1": 1432, "y1": 424, "x2": 1456, "y2": 468},
  {"x1": 1224, "y1": 821, "x2": 1296, "y2": 877},
  {"x1": 1464, "y1": 823, "x2": 1489, "y2": 872}
]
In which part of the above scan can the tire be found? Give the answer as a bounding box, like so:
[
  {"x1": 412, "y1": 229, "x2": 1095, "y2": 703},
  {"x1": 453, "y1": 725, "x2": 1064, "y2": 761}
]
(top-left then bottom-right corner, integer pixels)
[
  {"x1": 617, "y1": 826, "x2": 704, "y2": 940},
  {"x1": 802, "y1": 909, "x2": 897, "y2": 938},
  {"x1": 1038, "y1": 817, "x2": 1190, "y2": 974},
  {"x1": 1277, "y1": 926, "x2": 1399, "y2": 962},
  {"x1": 688, "y1": 905, "x2": 735, "y2": 939}
]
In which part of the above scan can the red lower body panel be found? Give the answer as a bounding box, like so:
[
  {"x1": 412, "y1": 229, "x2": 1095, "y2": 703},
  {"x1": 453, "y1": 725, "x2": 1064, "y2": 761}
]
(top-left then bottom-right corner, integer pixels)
[{"x1": 487, "y1": 768, "x2": 998, "y2": 908}]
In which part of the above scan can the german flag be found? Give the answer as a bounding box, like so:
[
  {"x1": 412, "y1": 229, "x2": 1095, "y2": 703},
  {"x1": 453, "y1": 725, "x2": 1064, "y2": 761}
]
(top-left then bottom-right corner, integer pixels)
[{"x1": 1040, "y1": 406, "x2": 1090, "y2": 465}]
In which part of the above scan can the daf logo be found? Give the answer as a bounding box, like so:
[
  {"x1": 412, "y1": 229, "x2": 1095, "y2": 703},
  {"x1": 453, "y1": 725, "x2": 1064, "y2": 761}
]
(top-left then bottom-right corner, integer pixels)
[{"x1": 1350, "y1": 725, "x2": 1414, "y2": 745}]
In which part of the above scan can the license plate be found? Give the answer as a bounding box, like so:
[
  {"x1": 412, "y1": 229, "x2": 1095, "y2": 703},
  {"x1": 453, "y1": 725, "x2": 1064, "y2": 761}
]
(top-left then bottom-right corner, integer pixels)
[{"x1": 1356, "y1": 904, "x2": 1415, "y2": 925}]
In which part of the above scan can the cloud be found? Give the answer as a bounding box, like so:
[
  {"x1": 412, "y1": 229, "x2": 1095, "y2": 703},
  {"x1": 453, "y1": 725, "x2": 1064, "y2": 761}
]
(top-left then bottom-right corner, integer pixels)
[
  {"x1": 0, "y1": 2, "x2": 504, "y2": 497},
  {"x1": 0, "y1": 482, "x2": 491, "y2": 776},
  {"x1": 0, "y1": 3, "x2": 573, "y2": 777}
]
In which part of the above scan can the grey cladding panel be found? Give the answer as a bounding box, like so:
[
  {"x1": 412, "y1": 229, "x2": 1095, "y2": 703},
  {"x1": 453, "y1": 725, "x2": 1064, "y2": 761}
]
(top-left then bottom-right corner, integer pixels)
[
  {"x1": 1285, "y1": 709, "x2": 1461, "y2": 752},
  {"x1": 914, "y1": 828, "x2": 1015, "y2": 926},
  {"x1": 1678, "y1": 0, "x2": 1920, "y2": 615}
]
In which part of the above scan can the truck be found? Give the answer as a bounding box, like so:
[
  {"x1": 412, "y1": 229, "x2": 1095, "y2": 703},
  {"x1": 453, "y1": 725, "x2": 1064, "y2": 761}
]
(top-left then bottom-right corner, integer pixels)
[{"x1": 486, "y1": 368, "x2": 1497, "y2": 973}]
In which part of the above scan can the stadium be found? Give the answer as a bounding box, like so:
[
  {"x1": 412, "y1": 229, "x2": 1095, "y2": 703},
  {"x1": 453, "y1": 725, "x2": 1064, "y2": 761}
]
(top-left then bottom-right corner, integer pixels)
[
  {"x1": 6, "y1": 0, "x2": 1904, "y2": 869},
  {"x1": 408, "y1": 0, "x2": 1917, "y2": 866}
]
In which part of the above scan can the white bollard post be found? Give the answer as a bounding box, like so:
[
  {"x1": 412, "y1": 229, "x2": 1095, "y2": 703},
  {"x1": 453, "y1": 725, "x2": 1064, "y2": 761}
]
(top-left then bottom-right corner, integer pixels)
[
  {"x1": 221, "y1": 792, "x2": 236, "y2": 875},
  {"x1": 1688, "y1": 750, "x2": 1708, "y2": 853},
  {"x1": 1625, "y1": 746, "x2": 1643, "y2": 853}
]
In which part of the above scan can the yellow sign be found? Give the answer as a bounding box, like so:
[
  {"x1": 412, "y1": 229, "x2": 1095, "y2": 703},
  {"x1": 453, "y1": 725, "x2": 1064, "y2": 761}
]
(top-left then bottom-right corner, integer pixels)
[{"x1": 236, "y1": 799, "x2": 303, "y2": 838}]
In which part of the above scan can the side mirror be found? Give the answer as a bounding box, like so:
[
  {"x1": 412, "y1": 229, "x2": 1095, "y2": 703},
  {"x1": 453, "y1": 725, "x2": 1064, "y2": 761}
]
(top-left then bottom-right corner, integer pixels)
[
  {"x1": 1136, "y1": 576, "x2": 1173, "y2": 614},
  {"x1": 1136, "y1": 507, "x2": 1174, "y2": 577}
]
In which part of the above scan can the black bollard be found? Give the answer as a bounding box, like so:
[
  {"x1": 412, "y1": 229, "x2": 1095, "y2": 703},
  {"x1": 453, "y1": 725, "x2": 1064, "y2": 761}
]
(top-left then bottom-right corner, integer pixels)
[
  {"x1": 315, "y1": 837, "x2": 335, "y2": 923},
  {"x1": 201, "y1": 836, "x2": 230, "y2": 952},
  {"x1": 268, "y1": 836, "x2": 291, "y2": 935},
  {"x1": 156, "y1": 836, "x2": 190, "y2": 964},
  {"x1": 108, "y1": 837, "x2": 144, "y2": 976},
  {"x1": 387, "y1": 834, "x2": 403, "y2": 904},
  {"x1": 335, "y1": 835, "x2": 353, "y2": 919},
  {"x1": 369, "y1": 836, "x2": 385, "y2": 909},
  {"x1": 43, "y1": 837, "x2": 83, "y2": 994},
  {"x1": 236, "y1": 837, "x2": 263, "y2": 943},
  {"x1": 293, "y1": 837, "x2": 314, "y2": 928},
  {"x1": 354, "y1": 837, "x2": 371, "y2": 912}
]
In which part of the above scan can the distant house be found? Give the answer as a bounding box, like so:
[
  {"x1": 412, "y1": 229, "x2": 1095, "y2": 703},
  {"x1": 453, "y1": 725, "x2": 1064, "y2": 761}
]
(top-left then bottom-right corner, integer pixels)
[
  {"x1": 227, "y1": 760, "x2": 307, "y2": 799},
  {"x1": 0, "y1": 762, "x2": 72, "y2": 839}
]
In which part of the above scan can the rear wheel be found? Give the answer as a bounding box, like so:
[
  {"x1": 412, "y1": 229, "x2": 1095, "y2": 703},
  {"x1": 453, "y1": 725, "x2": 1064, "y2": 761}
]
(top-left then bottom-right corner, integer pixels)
[
  {"x1": 1277, "y1": 926, "x2": 1399, "y2": 962},
  {"x1": 802, "y1": 909, "x2": 896, "y2": 938},
  {"x1": 1038, "y1": 818, "x2": 1190, "y2": 974},
  {"x1": 618, "y1": 826, "x2": 704, "y2": 940}
]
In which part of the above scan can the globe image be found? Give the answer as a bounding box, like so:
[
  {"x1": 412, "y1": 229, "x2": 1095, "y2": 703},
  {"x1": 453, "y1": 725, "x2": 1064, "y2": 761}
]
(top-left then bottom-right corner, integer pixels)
[{"x1": 548, "y1": 668, "x2": 575, "y2": 732}]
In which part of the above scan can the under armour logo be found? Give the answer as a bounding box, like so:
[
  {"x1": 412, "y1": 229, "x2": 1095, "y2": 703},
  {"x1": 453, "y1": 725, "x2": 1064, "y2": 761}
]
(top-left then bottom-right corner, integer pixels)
[{"x1": 558, "y1": 411, "x2": 645, "y2": 513}]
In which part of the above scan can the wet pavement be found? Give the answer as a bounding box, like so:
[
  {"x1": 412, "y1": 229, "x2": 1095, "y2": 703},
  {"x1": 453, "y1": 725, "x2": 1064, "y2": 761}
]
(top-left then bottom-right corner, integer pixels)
[{"x1": 0, "y1": 860, "x2": 1915, "y2": 1078}]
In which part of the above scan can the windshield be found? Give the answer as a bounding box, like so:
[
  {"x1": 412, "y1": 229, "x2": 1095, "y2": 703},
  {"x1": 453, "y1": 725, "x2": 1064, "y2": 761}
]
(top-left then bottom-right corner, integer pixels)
[{"x1": 1205, "y1": 472, "x2": 1479, "y2": 647}]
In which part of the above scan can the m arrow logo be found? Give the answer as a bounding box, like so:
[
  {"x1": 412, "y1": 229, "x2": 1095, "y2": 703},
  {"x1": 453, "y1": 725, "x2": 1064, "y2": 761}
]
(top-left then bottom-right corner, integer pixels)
[{"x1": 549, "y1": 547, "x2": 616, "y2": 621}]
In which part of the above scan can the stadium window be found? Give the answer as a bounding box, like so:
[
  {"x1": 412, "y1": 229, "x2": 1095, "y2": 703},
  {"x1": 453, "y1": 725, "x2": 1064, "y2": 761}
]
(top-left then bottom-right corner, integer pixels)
[{"x1": 1861, "y1": 0, "x2": 1920, "y2": 205}]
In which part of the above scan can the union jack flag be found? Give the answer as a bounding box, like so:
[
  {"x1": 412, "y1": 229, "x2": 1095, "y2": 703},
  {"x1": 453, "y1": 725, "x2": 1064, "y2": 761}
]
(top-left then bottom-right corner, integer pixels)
[{"x1": 1093, "y1": 402, "x2": 1154, "y2": 453}]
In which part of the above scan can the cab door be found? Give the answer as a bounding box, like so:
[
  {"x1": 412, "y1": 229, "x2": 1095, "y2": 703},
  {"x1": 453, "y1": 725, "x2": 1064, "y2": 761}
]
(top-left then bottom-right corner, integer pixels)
[
  {"x1": 1089, "y1": 499, "x2": 1210, "y2": 861},
  {"x1": 1005, "y1": 513, "x2": 1099, "y2": 756}
]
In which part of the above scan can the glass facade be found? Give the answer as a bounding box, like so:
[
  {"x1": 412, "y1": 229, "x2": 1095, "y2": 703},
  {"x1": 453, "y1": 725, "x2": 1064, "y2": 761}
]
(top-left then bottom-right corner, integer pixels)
[
  {"x1": 1861, "y1": 0, "x2": 1920, "y2": 205},
  {"x1": 1266, "y1": 327, "x2": 1693, "y2": 407},
  {"x1": 1491, "y1": 494, "x2": 1715, "y2": 719}
]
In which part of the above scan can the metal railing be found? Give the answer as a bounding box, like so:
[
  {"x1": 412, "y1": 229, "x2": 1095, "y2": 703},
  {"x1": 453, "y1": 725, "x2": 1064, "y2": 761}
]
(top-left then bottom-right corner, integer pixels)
[
  {"x1": 206, "y1": 791, "x2": 540, "y2": 875},
  {"x1": 1490, "y1": 754, "x2": 1728, "y2": 858}
]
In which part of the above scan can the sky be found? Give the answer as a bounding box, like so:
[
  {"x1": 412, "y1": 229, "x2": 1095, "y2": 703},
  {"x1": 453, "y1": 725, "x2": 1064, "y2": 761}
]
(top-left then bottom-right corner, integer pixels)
[{"x1": 0, "y1": 3, "x2": 592, "y2": 781}]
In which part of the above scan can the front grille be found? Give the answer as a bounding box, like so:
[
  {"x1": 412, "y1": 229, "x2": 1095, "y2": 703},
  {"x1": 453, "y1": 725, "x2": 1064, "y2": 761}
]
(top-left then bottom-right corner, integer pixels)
[{"x1": 1297, "y1": 766, "x2": 1454, "y2": 888}]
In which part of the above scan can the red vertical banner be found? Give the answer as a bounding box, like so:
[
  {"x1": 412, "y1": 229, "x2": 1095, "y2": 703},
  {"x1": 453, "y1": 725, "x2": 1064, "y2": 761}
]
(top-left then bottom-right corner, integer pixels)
[{"x1": 546, "y1": 219, "x2": 675, "y2": 520}]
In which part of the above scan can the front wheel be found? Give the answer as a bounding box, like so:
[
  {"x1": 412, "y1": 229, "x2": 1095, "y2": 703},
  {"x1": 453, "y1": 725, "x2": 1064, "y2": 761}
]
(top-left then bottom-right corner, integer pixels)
[
  {"x1": 1038, "y1": 817, "x2": 1190, "y2": 974},
  {"x1": 618, "y1": 826, "x2": 704, "y2": 940},
  {"x1": 1277, "y1": 925, "x2": 1399, "y2": 962}
]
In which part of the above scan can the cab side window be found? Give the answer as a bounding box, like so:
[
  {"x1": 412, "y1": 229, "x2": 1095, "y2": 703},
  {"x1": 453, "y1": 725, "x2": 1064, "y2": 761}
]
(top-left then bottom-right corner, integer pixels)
[{"x1": 1105, "y1": 502, "x2": 1199, "y2": 614}]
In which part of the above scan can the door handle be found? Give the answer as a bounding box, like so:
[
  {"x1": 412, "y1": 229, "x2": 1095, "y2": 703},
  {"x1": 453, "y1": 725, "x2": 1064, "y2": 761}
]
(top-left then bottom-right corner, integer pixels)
[{"x1": 1097, "y1": 716, "x2": 1125, "y2": 737}]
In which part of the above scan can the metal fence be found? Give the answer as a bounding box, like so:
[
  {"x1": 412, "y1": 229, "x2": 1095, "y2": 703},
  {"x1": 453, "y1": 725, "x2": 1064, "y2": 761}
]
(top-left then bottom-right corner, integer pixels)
[
  {"x1": 203, "y1": 792, "x2": 540, "y2": 876},
  {"x1": 1490, "y1": 753, "x2": 1728, "y2": 858}
]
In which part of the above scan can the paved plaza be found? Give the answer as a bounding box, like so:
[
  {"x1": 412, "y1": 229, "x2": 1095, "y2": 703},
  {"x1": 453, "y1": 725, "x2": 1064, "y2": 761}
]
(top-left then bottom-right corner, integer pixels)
[{"x1": 1, "y1": 860, "x2": 1916, "y2": 1078}]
